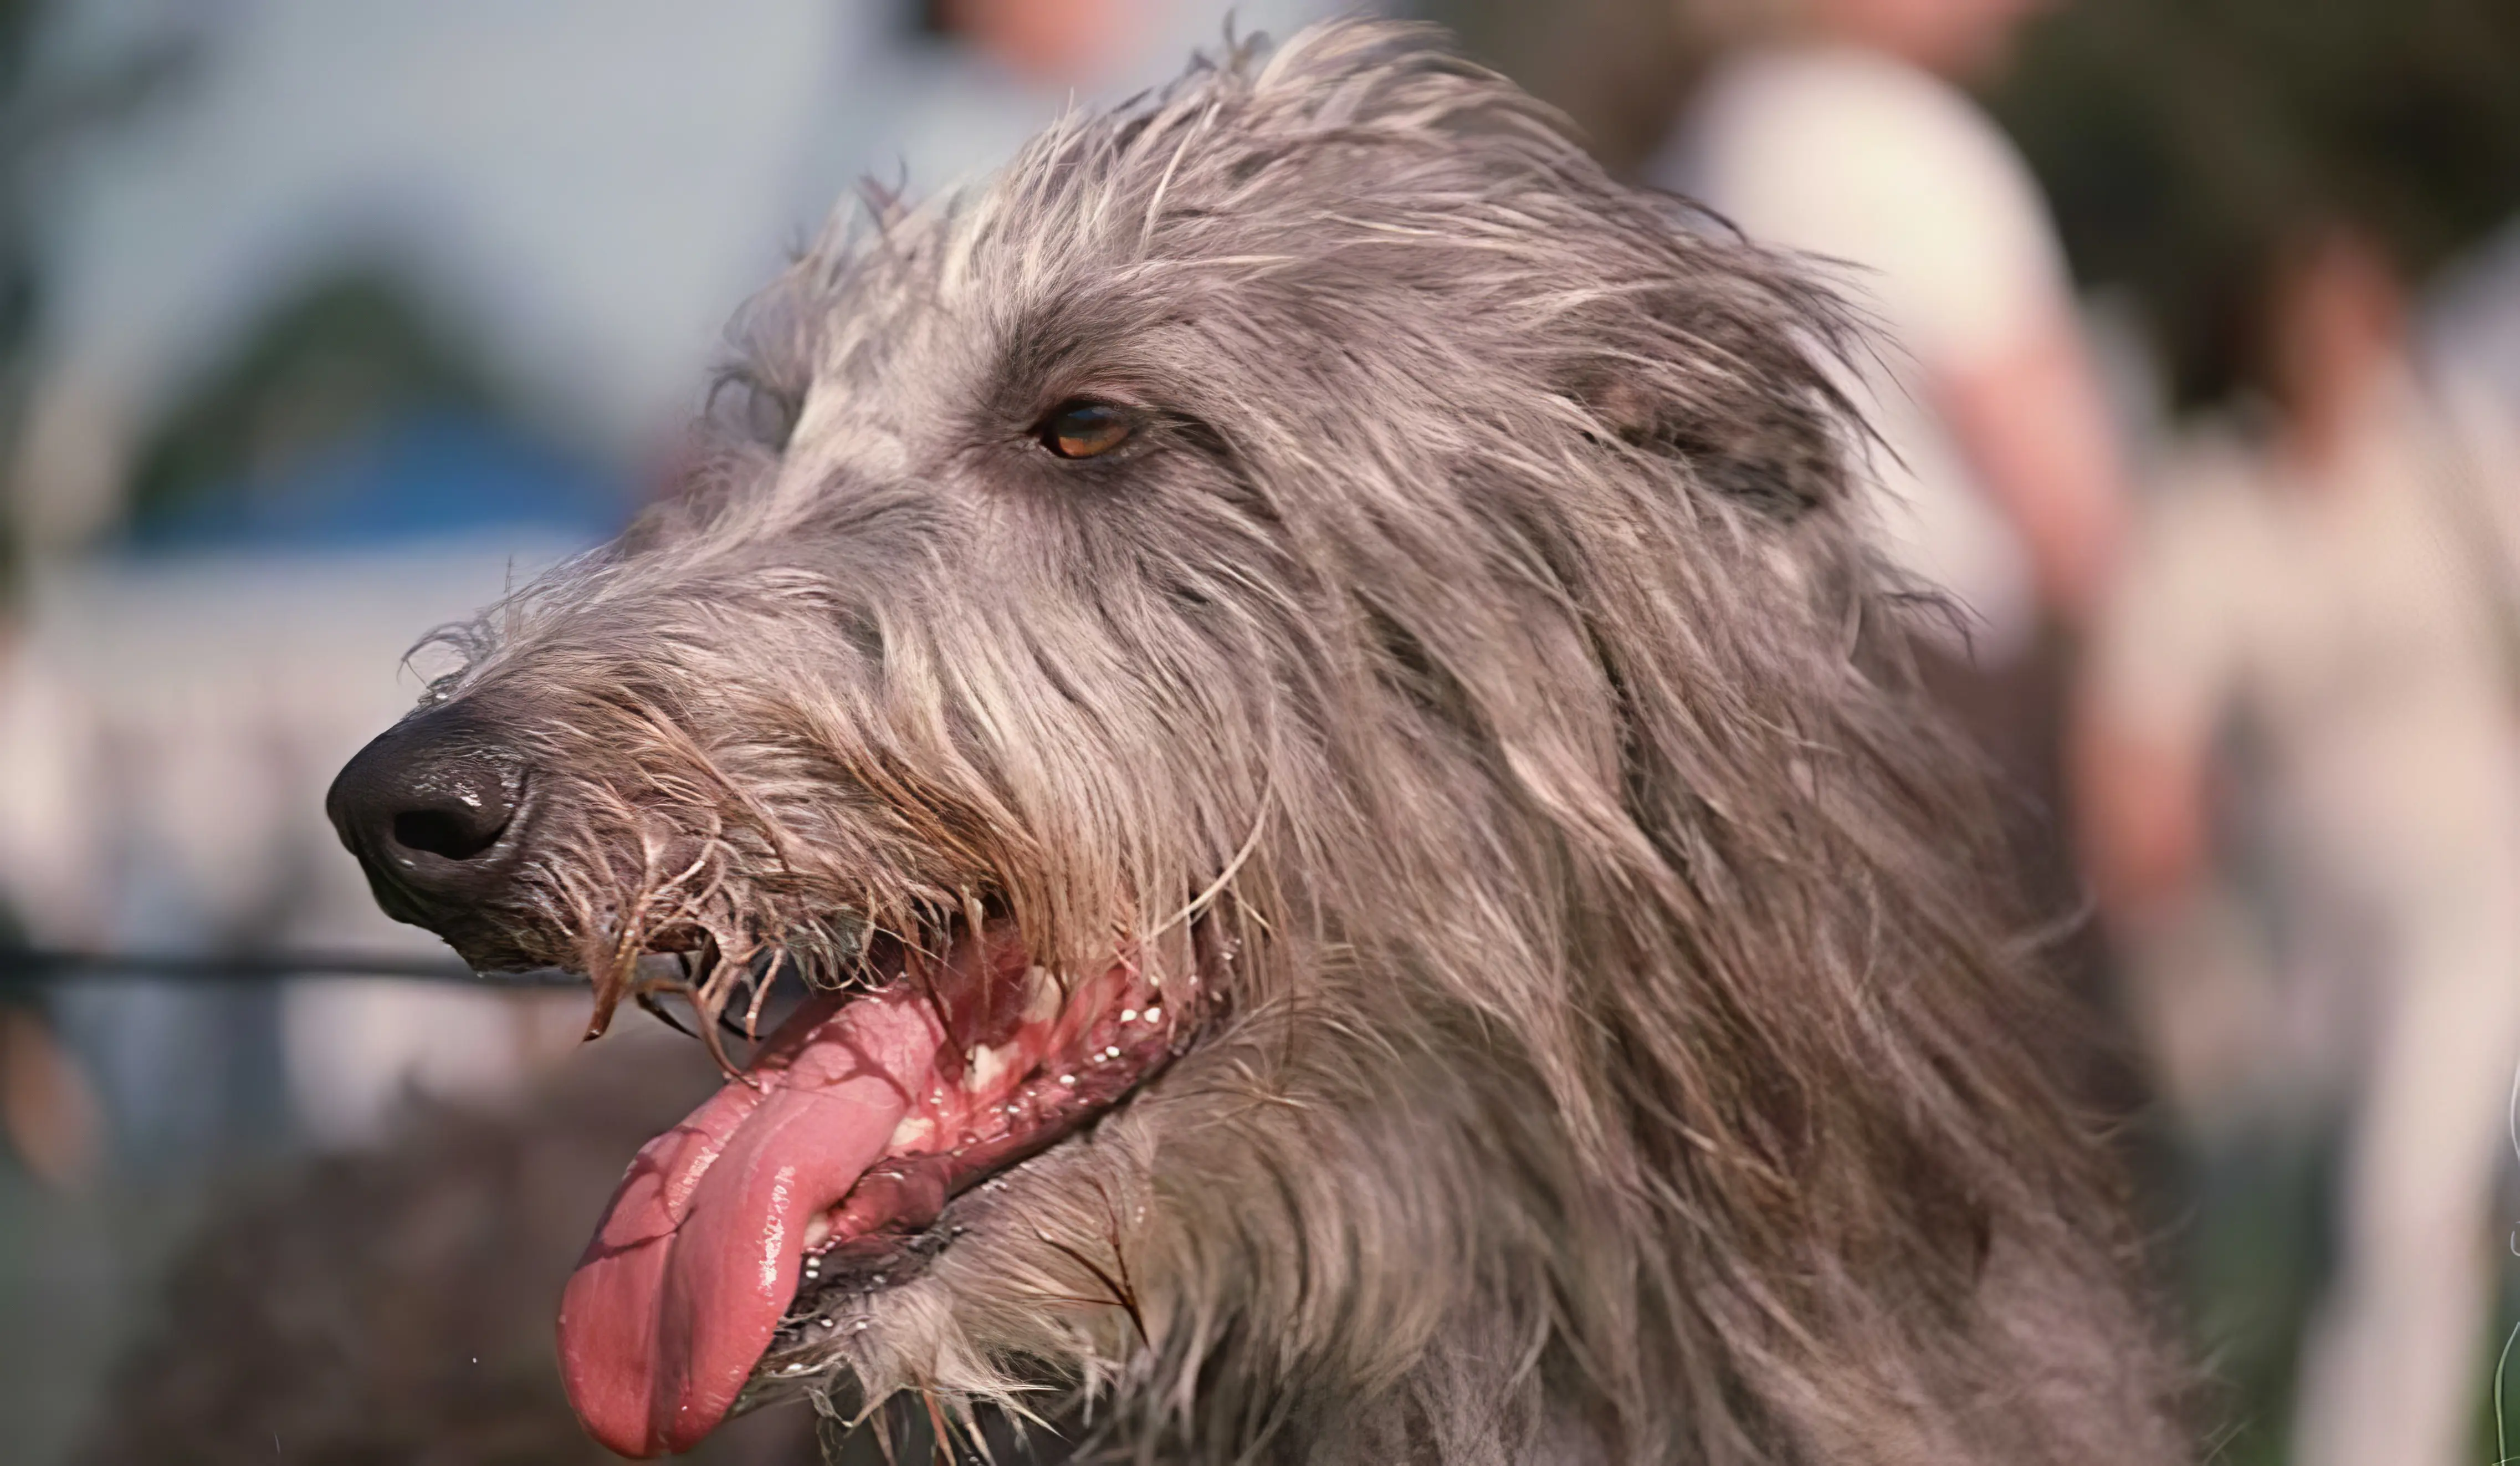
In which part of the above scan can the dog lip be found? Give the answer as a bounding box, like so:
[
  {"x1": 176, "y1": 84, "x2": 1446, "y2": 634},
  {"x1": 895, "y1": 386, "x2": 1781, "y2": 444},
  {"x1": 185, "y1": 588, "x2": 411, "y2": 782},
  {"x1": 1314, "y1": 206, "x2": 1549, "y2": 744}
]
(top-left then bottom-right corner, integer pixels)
[{"x1": 772, "y1": 1000, "x2": 1184, "y2": 1307}]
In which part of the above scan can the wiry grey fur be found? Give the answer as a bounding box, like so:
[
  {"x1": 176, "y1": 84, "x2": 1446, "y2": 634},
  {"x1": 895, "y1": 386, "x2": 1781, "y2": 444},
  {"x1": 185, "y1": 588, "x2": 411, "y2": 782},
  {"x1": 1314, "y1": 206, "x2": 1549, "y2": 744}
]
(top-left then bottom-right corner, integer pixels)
[{"x1": 409, "y1": 22, "x2": 2184, "y2": 1465}]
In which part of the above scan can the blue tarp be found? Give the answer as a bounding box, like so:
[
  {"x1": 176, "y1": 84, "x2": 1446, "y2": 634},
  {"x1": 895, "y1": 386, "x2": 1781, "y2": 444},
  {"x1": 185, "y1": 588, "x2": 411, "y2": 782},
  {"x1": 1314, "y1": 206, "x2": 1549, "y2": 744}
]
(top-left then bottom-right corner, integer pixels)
[{"x1": 125, "y1": 407, "x2": 632, "y2": 554}]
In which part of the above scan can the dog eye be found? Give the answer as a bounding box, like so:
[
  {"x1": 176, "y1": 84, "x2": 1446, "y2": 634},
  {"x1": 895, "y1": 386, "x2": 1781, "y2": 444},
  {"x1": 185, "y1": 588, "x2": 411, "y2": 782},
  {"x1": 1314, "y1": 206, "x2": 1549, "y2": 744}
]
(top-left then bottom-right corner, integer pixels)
[{"x1": 1036, "y1": 400, "x2": 1135, "y2": 459}]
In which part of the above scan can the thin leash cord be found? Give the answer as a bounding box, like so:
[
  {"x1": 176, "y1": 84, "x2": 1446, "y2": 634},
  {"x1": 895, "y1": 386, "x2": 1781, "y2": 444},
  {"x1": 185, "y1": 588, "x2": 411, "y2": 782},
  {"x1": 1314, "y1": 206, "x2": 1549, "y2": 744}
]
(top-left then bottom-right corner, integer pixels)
[
  {"x1": 2499, "y1": 1059, "x2": 2520, "y2": 1464},
  {"x1": 2497, "y1": 1317, "x2": 2516, "y2": 1466}
]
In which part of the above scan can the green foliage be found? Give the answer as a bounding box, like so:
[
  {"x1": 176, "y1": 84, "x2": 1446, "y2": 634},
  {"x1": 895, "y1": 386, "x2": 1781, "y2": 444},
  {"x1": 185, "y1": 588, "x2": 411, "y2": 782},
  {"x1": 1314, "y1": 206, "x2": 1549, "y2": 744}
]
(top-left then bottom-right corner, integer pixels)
[
  {"x1": 0, "y1": 2, "x2": 192, "y2": 585},
  {"x1": 122, "y1": 271, "x2": 504, "y2": 530},
  {"x1": 1990, "y1": 0, "x2": 2520, "y2": 407},
  {"x1": 1, "y1": 0, "x2": 50, "y2": 583}
]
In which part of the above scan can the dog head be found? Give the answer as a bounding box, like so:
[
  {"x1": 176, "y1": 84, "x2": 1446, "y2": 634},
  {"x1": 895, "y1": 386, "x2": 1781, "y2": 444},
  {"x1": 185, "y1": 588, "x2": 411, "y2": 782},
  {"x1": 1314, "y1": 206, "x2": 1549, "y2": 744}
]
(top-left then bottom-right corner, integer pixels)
[{"x1": 327, "y1": 23, "x2": 2131, "y2": 1464}]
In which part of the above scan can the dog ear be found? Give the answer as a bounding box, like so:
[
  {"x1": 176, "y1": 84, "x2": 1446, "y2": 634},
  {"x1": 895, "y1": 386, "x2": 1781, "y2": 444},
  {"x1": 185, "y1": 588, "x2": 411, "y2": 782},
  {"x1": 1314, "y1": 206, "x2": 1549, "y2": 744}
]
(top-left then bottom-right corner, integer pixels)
[{"x1": 1570, "y1": 365, "x2": 1851, "y2": 521}]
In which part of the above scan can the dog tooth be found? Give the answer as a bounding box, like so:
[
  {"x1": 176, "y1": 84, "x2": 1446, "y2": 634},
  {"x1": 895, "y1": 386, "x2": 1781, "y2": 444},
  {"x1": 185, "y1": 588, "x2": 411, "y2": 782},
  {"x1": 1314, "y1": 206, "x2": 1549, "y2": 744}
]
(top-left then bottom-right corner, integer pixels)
[
  {"x1": 1121, "y1": 1009, "x2": 1138, "y2": 1022},
  {"x1": 887, "y1": 1115, "x2": 935, "y2": 1148},
  {"x1": 1058, "y1": 1074, "x2": 1077, "y2": 1086},
  {"x1": 964, "y1": 1043, "x2": 1013, "y2": 1092},
  {"x1": 1141, "y1": 1005, "x2": 1161, "y2": 1023},
  {"x1": 1022, "y1": 966, "x2": 1063, "y2": 1021},
  {"x1": 803, "y1": 1213, "x2": 834, "y2": 1248}
]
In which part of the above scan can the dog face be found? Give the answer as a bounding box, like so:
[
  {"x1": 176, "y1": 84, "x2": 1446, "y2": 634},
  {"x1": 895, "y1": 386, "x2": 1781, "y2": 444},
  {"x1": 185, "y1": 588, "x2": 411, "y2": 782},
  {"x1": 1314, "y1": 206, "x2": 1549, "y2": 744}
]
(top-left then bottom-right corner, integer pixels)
[{"x1": 326, "y1": 23, "x2": 2162, "y2": 1466}]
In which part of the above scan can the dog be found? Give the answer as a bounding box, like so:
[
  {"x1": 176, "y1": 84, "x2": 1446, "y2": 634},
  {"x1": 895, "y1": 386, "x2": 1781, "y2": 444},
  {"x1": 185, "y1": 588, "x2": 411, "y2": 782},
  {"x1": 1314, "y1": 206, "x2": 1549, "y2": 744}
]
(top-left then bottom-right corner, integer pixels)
[{"x1": 324, "y1": 22, "x2": 2185, "y2": 1464}]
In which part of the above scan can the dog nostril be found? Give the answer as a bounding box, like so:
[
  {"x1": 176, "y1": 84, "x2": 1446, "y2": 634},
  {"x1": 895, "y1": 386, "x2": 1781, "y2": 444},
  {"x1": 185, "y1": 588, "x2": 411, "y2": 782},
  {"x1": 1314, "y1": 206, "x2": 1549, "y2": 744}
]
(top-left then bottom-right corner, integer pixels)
[
  {"x1": 329, "y1": 706, "x2": 524, "y2": 881},
  {"x1": 391, "y1": 805, "x2": 510, "y2": 861}
]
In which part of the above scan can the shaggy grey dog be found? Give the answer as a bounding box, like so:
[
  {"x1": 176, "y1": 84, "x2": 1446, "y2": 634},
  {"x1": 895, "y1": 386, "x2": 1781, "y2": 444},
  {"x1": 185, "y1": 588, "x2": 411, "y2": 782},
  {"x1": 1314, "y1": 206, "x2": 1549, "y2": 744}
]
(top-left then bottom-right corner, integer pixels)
[{"x1": 326, "y1": 21, "x2": 2184, "y2": 1465}]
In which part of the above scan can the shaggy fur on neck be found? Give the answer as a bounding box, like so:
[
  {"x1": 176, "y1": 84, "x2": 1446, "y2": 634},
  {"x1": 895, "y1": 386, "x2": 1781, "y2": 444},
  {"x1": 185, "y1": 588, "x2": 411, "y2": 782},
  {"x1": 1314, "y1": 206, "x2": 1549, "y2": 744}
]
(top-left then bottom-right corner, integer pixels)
[{"x1": 416, "y1": 21, "x2": 2184, "y2": 1464}]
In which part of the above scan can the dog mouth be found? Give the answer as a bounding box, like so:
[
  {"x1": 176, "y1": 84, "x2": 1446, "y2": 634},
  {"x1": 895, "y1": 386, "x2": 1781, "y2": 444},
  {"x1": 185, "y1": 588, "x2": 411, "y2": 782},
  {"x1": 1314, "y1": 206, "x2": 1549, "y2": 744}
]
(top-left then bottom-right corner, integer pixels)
[{"x1": 556, "y1": 915, "x2": 1200, "y2": 1458}]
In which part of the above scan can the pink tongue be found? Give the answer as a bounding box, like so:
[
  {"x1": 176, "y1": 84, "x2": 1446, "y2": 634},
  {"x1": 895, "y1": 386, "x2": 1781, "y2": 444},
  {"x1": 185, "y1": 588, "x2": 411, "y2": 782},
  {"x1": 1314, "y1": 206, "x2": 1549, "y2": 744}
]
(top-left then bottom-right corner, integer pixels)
[{"x1": 557, "y1": 990, "x2": 945, "y2": 1458}]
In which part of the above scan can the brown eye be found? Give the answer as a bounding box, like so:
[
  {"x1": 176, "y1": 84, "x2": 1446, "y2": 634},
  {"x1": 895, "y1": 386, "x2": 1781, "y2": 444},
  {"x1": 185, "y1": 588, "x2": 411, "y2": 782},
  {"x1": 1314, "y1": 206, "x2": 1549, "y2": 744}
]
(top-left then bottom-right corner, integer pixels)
[{"x1": 1037, "y1": 400, "x2": 1135, "y2": 459}]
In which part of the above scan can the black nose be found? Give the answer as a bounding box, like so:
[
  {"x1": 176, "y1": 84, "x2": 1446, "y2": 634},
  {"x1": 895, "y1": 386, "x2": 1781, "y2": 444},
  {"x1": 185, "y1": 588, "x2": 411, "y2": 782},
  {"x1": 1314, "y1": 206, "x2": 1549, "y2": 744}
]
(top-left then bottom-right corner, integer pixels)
[{"x1": 326, "y1": 706, "x2": 526, "y2": 929}]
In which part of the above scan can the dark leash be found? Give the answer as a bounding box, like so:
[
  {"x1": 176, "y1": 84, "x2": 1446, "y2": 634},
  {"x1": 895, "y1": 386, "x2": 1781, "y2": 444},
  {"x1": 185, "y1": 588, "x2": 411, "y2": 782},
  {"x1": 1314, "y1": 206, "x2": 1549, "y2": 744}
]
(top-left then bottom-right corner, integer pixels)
[{"x1": 0, "y1": 948, "x2": 583, "y2": 989}]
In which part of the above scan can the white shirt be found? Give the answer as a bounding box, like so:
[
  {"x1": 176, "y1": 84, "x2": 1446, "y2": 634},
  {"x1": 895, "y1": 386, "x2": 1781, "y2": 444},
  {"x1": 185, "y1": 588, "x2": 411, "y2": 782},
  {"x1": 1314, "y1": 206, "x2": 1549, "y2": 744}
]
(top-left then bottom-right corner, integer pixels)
[
  {"x1": 2094, "y1": 370, "x2": 2520, "y2": 888},
  {"x1": 1654, "y1": 46, "x2": 2077, "y2": 660}
]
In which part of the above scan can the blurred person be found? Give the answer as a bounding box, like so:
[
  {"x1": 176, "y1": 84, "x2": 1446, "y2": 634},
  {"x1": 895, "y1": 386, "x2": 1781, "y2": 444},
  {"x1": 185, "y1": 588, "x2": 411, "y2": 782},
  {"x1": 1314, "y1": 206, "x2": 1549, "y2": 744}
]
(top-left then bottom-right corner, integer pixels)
[
  {"x1": 2077, "y1": 219, "x2": 2520, "y2": 1466},
  {"x1": 1651, "y1": 0, "x2": 2128, "y2": 777},
  {"x1": 941, "y1": 0, "x2": 1144, "y2": 84},
  {"x1": 821, "y1": 0, "x2": 1160, "y2": 193},
  {"x1": 1652, "y1": 0, "x2": 2127, "y2": 637},
  {"x1": 803, "y1": 0, "x2": 1339, "y2": 229}
]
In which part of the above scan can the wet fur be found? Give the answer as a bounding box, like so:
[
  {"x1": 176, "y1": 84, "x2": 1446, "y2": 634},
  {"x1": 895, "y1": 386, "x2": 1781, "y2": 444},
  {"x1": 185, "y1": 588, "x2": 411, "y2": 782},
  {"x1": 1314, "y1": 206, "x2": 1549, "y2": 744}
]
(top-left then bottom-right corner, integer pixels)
[{"x1": 408, "y1": 23, "x2": 2182, "y2": 1465}]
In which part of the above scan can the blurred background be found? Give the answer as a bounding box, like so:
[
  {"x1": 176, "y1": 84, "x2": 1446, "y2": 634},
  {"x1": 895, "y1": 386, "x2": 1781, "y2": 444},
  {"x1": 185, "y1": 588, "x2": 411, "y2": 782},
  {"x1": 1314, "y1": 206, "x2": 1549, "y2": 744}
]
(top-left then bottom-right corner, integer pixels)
[{"x1": 0, "y1": 1, "x2": 2514, "y2": 1463}]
